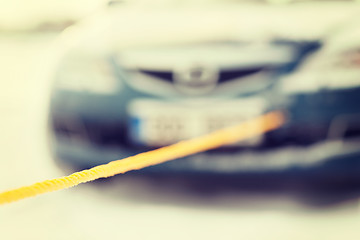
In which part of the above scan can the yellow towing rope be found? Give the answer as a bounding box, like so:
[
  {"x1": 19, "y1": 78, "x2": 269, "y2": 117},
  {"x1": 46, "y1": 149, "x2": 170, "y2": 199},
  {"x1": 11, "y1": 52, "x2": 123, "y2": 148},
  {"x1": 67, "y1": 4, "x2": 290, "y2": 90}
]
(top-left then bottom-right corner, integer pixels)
[{"x1": 0, "y1": 111, "x2": 284, "y2": 205}]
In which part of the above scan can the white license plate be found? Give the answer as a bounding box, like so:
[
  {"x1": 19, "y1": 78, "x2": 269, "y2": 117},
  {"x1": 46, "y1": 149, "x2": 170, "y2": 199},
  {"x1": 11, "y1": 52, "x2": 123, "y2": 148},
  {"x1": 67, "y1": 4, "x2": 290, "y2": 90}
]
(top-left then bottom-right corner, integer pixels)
[{"x1": 127, "y1": 98, "x2": 266, "y2": 147}]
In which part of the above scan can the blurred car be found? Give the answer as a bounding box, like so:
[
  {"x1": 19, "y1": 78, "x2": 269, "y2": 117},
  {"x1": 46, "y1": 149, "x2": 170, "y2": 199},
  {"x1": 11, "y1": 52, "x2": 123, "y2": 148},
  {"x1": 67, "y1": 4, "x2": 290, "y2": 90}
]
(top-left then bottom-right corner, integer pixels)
[
  {"x1": 49, "y1": 4, "x2": 318, "y2": 172},
  {"x1": 49, "y1": 4, "x2": 360, "y2": 181}
]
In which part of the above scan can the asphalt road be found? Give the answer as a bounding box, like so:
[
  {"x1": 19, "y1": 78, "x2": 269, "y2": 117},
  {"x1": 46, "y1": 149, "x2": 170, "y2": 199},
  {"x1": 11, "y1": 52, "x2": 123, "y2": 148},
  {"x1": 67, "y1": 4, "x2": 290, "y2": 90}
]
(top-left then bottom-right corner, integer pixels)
[{"x1": 0, "y1": 33, "x2": 359, "y2": 240}]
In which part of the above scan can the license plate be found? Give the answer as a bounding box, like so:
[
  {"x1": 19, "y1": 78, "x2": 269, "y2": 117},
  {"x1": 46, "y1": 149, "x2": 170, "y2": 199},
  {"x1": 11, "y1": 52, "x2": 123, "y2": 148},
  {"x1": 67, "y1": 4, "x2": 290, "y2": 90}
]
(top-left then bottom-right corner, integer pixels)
[{"x1": 127, "y1": 98, "x2": 266, "y2": 147}]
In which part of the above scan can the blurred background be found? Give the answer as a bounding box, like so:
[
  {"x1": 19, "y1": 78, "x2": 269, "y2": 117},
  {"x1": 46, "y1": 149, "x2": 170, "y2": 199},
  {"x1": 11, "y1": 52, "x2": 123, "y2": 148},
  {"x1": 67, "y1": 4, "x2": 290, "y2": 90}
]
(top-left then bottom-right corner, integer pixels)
[{"x1": 1, "y1": 0, "x2": 360, "y2": 239}]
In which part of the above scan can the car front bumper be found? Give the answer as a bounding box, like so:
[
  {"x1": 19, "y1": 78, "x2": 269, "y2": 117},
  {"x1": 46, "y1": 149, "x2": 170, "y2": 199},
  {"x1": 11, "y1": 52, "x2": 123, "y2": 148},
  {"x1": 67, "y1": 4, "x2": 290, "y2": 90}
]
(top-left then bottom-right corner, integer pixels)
[{"x1": 52, "y1": 132, "x2": 360, "y2": 181}]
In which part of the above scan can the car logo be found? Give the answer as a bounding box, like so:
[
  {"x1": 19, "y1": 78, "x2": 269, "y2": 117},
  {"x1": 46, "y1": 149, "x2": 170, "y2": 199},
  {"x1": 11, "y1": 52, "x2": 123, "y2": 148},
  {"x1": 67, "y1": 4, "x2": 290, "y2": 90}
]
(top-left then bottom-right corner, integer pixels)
[{"x1": 173, "y1": 64, "x2": 219, "y2": 94}]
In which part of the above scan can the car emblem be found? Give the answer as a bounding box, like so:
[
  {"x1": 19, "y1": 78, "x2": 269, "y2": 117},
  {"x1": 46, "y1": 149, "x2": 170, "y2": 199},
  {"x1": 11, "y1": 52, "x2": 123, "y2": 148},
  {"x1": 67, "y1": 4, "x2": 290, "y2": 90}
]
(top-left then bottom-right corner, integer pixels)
[{"x1": 173, "y1": 64, "x2": 219, "y2": 94}]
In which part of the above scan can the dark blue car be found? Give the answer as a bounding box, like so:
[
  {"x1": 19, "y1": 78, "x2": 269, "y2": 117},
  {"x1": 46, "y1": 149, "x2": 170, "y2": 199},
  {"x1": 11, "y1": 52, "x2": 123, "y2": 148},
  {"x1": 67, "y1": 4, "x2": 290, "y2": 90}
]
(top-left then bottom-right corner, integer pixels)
[{"x1": 49, "y1": 6, "x2": 360, "y2": 181}]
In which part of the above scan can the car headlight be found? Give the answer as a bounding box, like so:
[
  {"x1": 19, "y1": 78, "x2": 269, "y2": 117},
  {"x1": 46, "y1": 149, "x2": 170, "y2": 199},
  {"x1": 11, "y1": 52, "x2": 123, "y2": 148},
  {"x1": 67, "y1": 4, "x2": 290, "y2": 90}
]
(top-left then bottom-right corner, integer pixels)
[{"x1": 55, "y1": 53, "x2": 118, "y2": 94}]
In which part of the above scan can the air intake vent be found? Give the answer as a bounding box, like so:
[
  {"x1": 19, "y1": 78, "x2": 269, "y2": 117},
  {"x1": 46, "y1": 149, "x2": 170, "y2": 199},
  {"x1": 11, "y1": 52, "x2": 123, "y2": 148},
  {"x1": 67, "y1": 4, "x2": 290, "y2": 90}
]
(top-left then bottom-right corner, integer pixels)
[
  {"x1": 219, "y1": 67, "x2": 266, "y2": 83},
  {"x1": 139, "y1": 69, "x2": 172, "y2": 81}
]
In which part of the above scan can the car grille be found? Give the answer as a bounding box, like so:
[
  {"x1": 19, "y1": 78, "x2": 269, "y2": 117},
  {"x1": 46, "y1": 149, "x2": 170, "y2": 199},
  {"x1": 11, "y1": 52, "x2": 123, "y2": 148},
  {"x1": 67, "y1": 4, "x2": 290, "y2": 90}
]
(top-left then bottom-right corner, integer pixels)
[{"x1": 138, "y1": 67, "x2": 267, "y2": 84}]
